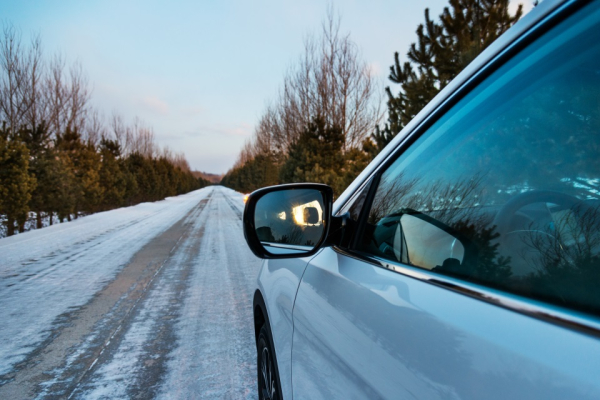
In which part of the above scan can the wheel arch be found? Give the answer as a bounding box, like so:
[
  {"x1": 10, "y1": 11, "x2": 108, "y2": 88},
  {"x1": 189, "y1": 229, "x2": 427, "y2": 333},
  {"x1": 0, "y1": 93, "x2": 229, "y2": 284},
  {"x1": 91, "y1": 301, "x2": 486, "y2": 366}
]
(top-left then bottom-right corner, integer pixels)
[
  {"x1": 253, "y1": 289, "x2": 267, "y2": 344},
  {"x1": 253, "y1": 289, "x2": 285, "y2": 399}
]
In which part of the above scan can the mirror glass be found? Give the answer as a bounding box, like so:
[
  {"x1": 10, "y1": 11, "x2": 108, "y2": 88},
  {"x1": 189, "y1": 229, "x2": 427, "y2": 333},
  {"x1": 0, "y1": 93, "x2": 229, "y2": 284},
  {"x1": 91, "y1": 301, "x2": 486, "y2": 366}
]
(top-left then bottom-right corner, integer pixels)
[
  {"x1": 399, "y1": 214, "x2": 465, "y2": 271},
  {"x1": 254, "y1": 189, "x2": 325, "y2": 255}
]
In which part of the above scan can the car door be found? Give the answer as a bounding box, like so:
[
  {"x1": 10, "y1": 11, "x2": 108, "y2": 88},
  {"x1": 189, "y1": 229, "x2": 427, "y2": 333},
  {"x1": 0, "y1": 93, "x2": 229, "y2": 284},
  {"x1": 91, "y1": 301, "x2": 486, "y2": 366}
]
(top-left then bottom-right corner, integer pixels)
[{"x1": 291, "y1": 2, "x2": 600, "y2": 398}]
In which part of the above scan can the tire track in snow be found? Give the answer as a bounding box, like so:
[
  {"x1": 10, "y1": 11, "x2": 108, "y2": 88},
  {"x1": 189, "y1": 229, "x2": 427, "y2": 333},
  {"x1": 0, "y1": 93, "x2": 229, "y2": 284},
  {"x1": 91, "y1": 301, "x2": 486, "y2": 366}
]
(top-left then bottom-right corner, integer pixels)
[
  {"x1": 68, "y1": 193, "x2": 212, "y2": 399},
  {"x1": 222, "y1": 191, "x2": 244, "y2": 219},
  {"x1": 156, "y1": 187, "x2": 263, "y2": 400}
]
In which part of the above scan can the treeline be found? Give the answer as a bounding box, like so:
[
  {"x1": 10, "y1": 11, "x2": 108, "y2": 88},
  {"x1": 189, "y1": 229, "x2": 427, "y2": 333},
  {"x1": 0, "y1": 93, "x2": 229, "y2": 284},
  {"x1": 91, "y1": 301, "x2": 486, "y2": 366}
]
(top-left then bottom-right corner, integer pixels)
[
  {"x1": 0, "y1": 25, "x2": 209, "y2": 236},
  {"x1": 221, "y1": 0, "x2": 523, "y2": 195}
]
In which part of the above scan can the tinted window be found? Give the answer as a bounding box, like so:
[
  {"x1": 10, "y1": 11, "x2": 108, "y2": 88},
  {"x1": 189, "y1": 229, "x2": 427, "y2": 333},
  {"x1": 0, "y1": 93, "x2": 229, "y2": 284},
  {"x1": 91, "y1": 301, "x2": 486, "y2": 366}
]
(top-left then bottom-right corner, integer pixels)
[
  {"x1": 358, "y1": 3, "x2": 600, "y2": 317},
  {"x1": 338, "y1": 178, "x2": 373, "y2": 221}
]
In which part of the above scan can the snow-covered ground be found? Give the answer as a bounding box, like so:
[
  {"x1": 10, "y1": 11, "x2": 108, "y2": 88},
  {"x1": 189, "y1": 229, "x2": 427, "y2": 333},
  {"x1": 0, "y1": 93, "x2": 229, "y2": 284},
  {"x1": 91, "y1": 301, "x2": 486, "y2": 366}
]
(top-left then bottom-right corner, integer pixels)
[
  {"x1": 0, "y1": 186, "x2": 264, "y2": 399},
  {"x1": 0, "y1": 211, "x2": 80, "y2": 239}
]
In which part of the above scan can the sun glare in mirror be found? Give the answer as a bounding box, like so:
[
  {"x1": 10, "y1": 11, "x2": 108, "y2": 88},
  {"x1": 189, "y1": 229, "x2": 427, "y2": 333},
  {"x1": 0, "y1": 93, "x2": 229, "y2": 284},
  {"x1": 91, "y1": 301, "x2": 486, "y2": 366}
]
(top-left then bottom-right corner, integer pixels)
[{"x1": 292, "y1": 201, "x2": 323, "y2": 226}]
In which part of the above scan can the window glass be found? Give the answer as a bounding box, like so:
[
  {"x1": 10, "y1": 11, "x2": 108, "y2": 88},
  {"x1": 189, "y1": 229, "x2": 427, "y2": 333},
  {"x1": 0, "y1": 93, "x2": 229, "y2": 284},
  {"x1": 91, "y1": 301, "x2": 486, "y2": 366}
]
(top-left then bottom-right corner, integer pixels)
[
  {"x1": 338, "y1": 177, "x2": 373, "y2": 221},
  {"x1": 358, "y1": 3, "x2": 600, "y2": 317}
]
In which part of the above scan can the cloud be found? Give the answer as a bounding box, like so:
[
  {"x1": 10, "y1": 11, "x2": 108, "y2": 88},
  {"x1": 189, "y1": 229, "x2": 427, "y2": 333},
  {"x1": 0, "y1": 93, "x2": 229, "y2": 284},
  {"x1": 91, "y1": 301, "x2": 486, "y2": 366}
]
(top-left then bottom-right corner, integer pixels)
[
  {"x1": 140, "y1": 96, "x2": 169, "y2": 115},
  {"x1": 186, "y1": 123, "x2": 253, "y2": 138},
  {"x1": 155, "y1": 132, "x2": 186, "y2": 141},
  {"x1": 367, "y1": 62, "x2": 382, "y2": 77},
  {"x1": 181, "y1": 106, "x2": 205, "y2": 117}
]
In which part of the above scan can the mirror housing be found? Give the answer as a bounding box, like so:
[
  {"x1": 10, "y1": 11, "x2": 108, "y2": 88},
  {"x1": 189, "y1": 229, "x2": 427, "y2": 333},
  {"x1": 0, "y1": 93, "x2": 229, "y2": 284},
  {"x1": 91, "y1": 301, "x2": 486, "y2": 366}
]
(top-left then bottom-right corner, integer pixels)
[{"x1": 243, "y1": 183, "x2": 335, "y2": 259}]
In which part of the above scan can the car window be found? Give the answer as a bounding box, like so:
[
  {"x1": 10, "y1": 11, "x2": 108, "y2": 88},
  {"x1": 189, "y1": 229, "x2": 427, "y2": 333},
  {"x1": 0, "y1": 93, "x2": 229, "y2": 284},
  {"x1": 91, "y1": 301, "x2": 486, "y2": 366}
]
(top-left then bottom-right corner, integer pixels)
[
  {"x1": 357, "y1": 3, "x2": 600, "y2": 317},
  {"x1": 338, "y1": 177, "x2": 374, "y2": 221}
]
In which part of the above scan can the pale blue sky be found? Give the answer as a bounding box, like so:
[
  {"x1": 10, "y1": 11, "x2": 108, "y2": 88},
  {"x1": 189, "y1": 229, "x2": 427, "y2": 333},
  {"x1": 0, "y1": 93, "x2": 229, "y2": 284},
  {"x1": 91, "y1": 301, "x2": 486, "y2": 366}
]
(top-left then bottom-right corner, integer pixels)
[{"x1": 2, "y1": 0, "x2": 533, "y2": 174}]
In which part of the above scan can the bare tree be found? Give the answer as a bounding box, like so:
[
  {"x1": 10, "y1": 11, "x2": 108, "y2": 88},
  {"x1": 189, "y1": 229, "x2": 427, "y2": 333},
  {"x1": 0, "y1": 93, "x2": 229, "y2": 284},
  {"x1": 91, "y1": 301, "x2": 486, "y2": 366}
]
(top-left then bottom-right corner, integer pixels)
[
  {"x1": 278, "y1": 7, "x2": 381, "y2": 151},
  {"x1": 110, "y1": 116, "x2": 155, "y2": 158},
  {"x1": 233, "y1": 139, "x2": 255, "y2": 169},
  {"x1": 0, "y1": 25, "x2": 28, "y2": 133},
  {"x1": 85, "y1": 109, "x2": 107, "y2": 146},
  {"x1": 110, "y1": 111, "x2": 129, "y2": 153},
  {"x1": 43, "y1": 54, "x2": 90, "y2": 137},
  {"x1": 237, "y1": 7, "x2": 382, "y2": 169},
  {"x1": 64, "y1": 61, "x2": 90, "y2": 132},
  {"x1": 172, "y1": 153, "x2": 191, "y2": 172},
  {"x1": 45, "y1": 54, "x2": 67, "y2": 135},
  {"x1": 0, "y1": 26, "x2": 68, "y2": 136},
  {"x1": 21, "y1": 34, "x2": 46, "y2": 131},
  {"x1": 162, "y1": 146, "x2": 191, "y2": 172},
  {"x1": 109, "y1": 113, "x2": 163, "y2": 159}
]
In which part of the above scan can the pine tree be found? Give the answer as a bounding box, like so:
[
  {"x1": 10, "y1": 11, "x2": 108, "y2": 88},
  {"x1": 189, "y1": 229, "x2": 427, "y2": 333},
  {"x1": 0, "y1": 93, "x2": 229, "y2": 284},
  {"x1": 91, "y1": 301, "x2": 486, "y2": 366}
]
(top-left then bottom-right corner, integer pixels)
[
  {"x1": 45, "y1": 150, "x2": 77, "y2": 224},
  {"x1": 55, "y1": 128, "x2": 102, "y2": 216},
  {"x1": 98, "y1": 137, "x2": 127, "y2": 210},
  {"x1": 280, "y1": 117, "x2": 346, "y2": 195},
  {"x1": 0, "y1": 125, "x2": 36, "y2": 235},
  {"x1": 125, "y1": 153, "x2": 157, "y2": 204},
  {"x1": 121, "y1": 160, "x2": 139, "y2": 206},
  {"x1": 18, "y1": 122, "x2": 54, "y2": 228},
  {"x1": 369, "y1": 0, "x2": 523, "y2": 153}
]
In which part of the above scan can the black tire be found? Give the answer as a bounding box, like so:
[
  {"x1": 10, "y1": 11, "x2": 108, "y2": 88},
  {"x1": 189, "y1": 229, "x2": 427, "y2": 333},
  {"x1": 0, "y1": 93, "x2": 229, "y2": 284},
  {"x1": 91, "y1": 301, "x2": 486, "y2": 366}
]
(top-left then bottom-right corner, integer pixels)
[{"x1": 257, "y1": 324, "x2": 281, "y2": 400}]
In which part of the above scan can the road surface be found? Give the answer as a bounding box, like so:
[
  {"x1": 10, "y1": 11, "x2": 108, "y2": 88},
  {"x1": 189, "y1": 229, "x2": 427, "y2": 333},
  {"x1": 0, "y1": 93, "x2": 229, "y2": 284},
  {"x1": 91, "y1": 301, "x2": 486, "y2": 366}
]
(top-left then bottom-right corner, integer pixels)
[{"x1": 0, "y1": 186, "x2": 263, "y2": 399}]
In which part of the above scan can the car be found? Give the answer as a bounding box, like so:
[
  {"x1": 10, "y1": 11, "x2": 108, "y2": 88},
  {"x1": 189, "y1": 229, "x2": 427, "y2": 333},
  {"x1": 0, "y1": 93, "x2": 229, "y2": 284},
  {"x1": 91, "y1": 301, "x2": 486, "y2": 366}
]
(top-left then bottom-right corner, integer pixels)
[{"x1": 243, "y1": 0, "x2": 600, "y2": 398}]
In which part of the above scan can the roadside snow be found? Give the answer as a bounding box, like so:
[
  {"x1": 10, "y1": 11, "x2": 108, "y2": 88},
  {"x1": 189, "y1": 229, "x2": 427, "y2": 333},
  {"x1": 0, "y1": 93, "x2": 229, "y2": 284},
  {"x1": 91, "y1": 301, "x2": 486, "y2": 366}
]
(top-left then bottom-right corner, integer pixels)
[
  {"x1": 0, "y1": 212, "x2": 80, "y2": 239},
  {"x1": 0, "y1": 187, "x2": 214, "y2": 376}
]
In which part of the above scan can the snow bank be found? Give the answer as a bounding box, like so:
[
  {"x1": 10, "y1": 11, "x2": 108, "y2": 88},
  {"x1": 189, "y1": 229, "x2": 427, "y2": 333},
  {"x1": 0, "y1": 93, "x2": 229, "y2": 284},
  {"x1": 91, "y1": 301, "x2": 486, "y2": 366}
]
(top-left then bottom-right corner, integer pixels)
[{"x1": 0, "y1": 187, "x2": 214, "y2": 376}]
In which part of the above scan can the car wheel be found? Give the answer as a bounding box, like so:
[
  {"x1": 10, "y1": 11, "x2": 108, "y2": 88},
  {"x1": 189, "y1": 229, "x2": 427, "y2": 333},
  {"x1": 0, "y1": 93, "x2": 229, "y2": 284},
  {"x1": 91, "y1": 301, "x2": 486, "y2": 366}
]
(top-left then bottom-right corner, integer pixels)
[{"x1": 257, "y1": 324, "x2": 280, "y2": 400}]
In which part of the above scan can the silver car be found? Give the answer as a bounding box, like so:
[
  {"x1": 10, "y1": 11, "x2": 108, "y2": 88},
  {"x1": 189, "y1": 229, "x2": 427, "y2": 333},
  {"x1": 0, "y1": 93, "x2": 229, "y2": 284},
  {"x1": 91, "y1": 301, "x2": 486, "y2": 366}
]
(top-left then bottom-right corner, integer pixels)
[{"x1": 244, "y1": 0, "x2": 600, "y2": 398}]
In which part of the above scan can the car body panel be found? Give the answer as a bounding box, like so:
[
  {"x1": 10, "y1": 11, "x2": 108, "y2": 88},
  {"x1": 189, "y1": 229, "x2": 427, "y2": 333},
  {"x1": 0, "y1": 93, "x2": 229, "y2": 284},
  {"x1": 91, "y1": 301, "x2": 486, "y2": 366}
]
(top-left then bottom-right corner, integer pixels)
[
  {"x1": 291, "y1": 247, "x2": 600, "y2": 399},
  {"x1": 256, "y1": 257, "x2": 314, "y2": 399}
]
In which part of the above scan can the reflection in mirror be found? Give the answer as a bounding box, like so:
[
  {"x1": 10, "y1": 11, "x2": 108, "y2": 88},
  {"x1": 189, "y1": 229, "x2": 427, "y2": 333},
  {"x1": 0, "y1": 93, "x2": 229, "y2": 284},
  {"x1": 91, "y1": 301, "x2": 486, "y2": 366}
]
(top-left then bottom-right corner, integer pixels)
[
  {"x1": 400, "y1": 214, "x2": 465, "y2": 271},
  {"x1": 254, "y1": 189, "x2": 325, "y2": 255},
  {"x1": 371, "y1": 210, "x2": 468, "y2": 273}
]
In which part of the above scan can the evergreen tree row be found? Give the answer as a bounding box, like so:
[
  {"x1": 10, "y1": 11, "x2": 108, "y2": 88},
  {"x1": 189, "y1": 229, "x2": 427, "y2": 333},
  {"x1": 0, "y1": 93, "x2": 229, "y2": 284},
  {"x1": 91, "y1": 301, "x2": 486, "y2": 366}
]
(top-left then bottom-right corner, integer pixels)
[
  {"x1": 0, "y1": 122, "x2": 209, "y2": 236},
  {"x1": 222, "y1": 0, "x2": 522, "y2": 196},
  {"x1": 221, "y1": 117, "x2": 371, "y2": 196},
  {"x1": 0, "y1": 25, "x2": 209, "y2": 236}
]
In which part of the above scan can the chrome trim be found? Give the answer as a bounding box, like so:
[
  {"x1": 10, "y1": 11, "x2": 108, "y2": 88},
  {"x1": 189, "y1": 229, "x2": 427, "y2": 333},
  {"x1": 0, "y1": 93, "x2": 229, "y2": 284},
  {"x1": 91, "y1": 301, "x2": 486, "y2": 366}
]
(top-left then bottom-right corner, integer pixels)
[
  {"x1": 263, "y1": 242, "x2": 313, "y2": 251},
  {"x1": 333, "y1": 246, "x2": 600, "y2": 338}
]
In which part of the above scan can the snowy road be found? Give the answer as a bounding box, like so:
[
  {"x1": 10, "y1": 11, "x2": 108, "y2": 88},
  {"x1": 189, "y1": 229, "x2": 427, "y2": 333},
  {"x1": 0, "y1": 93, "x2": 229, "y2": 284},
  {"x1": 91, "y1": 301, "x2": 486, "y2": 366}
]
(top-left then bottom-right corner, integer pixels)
[{"x1": 0, "y1": 186, "x2": 263, "y2": 399}]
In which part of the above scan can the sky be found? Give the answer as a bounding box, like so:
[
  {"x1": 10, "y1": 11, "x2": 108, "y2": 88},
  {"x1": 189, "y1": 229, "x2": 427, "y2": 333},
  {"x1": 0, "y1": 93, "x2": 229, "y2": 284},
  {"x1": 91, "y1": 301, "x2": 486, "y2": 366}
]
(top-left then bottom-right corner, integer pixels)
[{"x1": 1, "y1": 0, "x2": 534, "y2": 174}]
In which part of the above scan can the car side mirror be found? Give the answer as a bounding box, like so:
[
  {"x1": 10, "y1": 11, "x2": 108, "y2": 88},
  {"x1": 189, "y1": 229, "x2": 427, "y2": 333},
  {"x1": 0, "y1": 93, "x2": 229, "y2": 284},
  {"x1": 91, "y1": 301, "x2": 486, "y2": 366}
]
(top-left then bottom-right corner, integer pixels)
[{"x1": 243, "y1": 183, "x2": 334, "y2": 259}]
